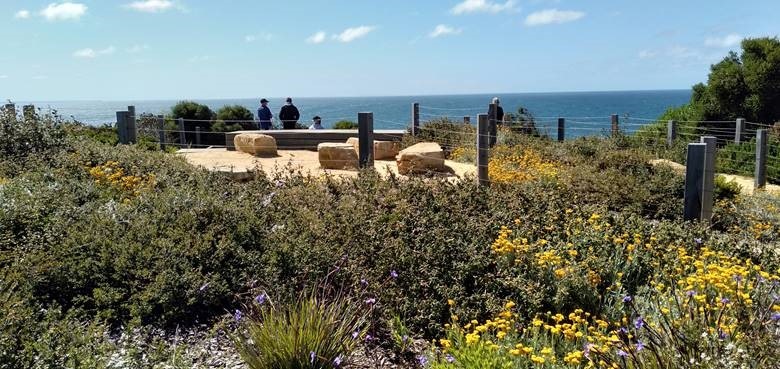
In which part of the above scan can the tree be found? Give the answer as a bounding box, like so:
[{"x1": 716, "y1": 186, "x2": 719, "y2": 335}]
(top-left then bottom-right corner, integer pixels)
[
  {"x1": 170, "y1": 101, "x2": 215, "y2": 144},
  {"x1": 214, "y1": 105, "x2": 254, "y2": 131}
]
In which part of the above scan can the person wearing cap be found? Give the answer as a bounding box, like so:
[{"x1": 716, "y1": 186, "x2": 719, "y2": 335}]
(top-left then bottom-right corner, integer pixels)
[
  {"x1": 309, "y1": 116, "x2": 324, "y2": 130},
  {"x1": 488, "y1": 97, "x2": 504, "y2": 124},
  {"x1": 278, "y1": 97, "x2": 301, "y2": 130},
  {"x1": 257, "y1": 98, "x2": 273, "y2": 130}
]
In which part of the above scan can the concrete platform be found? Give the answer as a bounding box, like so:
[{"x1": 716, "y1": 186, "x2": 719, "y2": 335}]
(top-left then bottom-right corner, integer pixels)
[
  {"x1": 178, "y1": 148, "x2": 476, "y2": 181},
  {"x1": 225, "y1": 129, "x2": 406, "y2": 151}
]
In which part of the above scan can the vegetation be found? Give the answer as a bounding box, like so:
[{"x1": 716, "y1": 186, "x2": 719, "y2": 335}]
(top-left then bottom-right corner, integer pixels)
[
  {"x1": 215, "y1": 105, "x2": 255, "y2": 131},
  {"x1": 333, "y1": 120, "x2": 358, "y2": 129}
]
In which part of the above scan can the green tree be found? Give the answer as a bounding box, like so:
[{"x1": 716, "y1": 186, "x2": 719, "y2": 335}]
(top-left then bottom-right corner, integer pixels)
[
  {"x1": 214, "y1": 105, "x2": 254, "y2": 131},
  {"x1": 170, "y1": 101, "x2": 215, "y2": 143}
]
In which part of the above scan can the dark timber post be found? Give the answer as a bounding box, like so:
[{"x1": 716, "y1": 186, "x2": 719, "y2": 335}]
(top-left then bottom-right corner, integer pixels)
[
  {"x1": 412, "y1": 103, "x2": 420, "y2": 136},
  {"x1": 667, "y1": 120, "x2": 677, "y2": 148},
  {"x1": 116, "y1": 111, "x2": 129, "y2": 144},
  {"x1": 611, "y1": 114, "x2": 619, "y2": 137},
  {"x1": 358, "y1": 112, "x2": 374, "y2": 169},
  {"x1": 195, "y1": 127, "x2": 202, "y2": 147},
  {"x1": 700, "y1": 136, "x2": 716, "y2": 222},
  {"x1": 488, "y1": 103, "x2": 498, "y2": 148},
  {"x1": 477, "y1": 114, "x2": 489, "y2": 186},
  {"x1": 127, "y1": 106, "x2": 137, "y2": 144},
  {"x1": 755, "y1": 129, "x2": 768, "y2": 190},
  {"x1": 157, "y1": 115, "x2": 166, "y2": 151},
  {"x1": 735, "y1": 118, "x2": 745, "y2": 144},
  {"x1": 177, "y1": 118, "x2": 186, "y2": 146},
  {"x1": 684, "y1": 143, "x2": 706, "y2": 221},
  {"x1": 464, "y1": 116, "x2": 470, "y2": 125},
  {"x1": 557, "y1": 118, "x2": 565, "y2": 142}
]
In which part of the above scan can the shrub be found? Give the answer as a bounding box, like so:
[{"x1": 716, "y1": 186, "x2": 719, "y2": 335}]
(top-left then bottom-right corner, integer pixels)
[
  {"x1": 171, "y1": 101, "x2": 215, "y2": 142},
  {"x1": 216, "y1": 105, "x2": 254, "y2": 131},
  {"x1": 333, "y1": 120, "x2": 358, "y2": 129},
  {"x1": 234, "y1": 293, "x2": 367, "y2": 369}
]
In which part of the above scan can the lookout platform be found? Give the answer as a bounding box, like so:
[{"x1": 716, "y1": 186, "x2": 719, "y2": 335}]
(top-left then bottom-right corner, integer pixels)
[{"x1": 225, "y1": 129, "x2": 407, "y2": 151}]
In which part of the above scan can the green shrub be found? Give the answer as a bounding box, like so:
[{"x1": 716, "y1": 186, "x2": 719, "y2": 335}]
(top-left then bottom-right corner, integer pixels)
[
  {"x1": 234, "y1": 293, "x2": 367, "y2": 369},
  {"x1": 216, "y1": 105, "x2": 254, "y2": 131},
  {"x1": 333, "y1": 120, "x2": 358, "y2": 129},
  {"x1": 717, "y1": 138, "x2": 780, "y2": 183},
  {"x1": 171, "y1": 101, "x2": 216, "y2": 142}
]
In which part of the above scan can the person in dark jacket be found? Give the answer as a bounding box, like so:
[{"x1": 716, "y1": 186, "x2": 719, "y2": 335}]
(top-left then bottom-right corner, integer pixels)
[
  {"x1": 487, "y1": 97, "x2": 504, "y2": 147},
  {"x1": 257, "y1": 98, "x2": 273, "y2": 130},
  {"x1": 279, "y1": 97, "x2": 301, "y2": 129},
  {"x1": 488, "y1": 97, "x2": 504, "y2": 124}
]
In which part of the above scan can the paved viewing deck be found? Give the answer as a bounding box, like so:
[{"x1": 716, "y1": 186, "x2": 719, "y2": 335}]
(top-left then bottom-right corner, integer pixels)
[{"x1": 225, "y1": 129, "x2": 407, "y2": 151}]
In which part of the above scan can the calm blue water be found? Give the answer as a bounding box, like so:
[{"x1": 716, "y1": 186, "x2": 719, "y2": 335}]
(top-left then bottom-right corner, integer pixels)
[{"x1": 19, "y1": 90, "x2": 691, "y2": 136}]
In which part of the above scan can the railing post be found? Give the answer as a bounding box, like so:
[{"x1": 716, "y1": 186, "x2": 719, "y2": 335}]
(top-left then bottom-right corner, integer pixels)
[
  {"x1": 684, "y1": 143, "x2": 707, "y2": 221},
  {"x1": 667, "y1": 120, "x2": 677, "y2": 148},
  {"x1": 412, "y1": 103, "x2": 420, "y2": 136},
  {"x1": 178, "y1": 118, "x2": 186, "y2": 146},
  {"x1": 700, "y1": 136, "x2": 716, "y2": 222},
  {"x1": 116, "y1": 111, "x2": 129, "y2": 144},
  {"x1": 735, "y1": 118, "x2": 745, "y2": 144},
  {"x1": 358, "y1": 112, "x2": 374, "y2": 169},
  {"x1": 488, "y1": 103, "x2": 498, "y2": 147},
  {"x1": 755, "y1": 129, "x2": 768, "y2": 190},
  {"x1": 127, "y1": 106, "x2": 137, "y2": 144},
  {"x1": 611, "y1": 114, "x2": 619, "y2": 137},
  {"x1": 463, "y1": 116, "x2": 470, "y2": 125},
  {"x1": 477, "y1": 114, "x2": 489, "y2": 186},
  {"x1": 557, "y1": 118, "x2": 565, "y2": 142},
  {"x1": 157, "y1": 115, "x2": 166, "y2": 151},
  {"x1": 195, "y1": 126, "x2": 202, "y2": 147}
]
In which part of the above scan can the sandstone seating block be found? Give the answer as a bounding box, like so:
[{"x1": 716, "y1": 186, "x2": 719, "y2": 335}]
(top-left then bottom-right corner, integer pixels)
[
  {"x1": 346, "y1": 137, "x2": 401, "y2": 160},
  {"x1": 318, "y1": 143, "x2": 359, "y2": 170},
  {"x1": 234, "y1": 133, "x2": 278, "y2": 156},
  {"x1": 396, "y1": 142, "x2": 446, "y2": 175}
]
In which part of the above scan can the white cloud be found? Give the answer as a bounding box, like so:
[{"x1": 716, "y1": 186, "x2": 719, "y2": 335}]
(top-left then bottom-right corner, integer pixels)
[
  {"x1": 451, "y1": 0, "x2": 517, "y2": 15},
  {"x1": 14, "y1": 10, "x2": 31, "y2": 19},
  {"x1": 245, "y1": 33, "x2": 273, "y2": 43},
  {"x1": 306, "y1": 31, "x2": 327, "y2": 44},
  {"x1": 40, "y1": 2, "x2": 87, "y2": 21},
  {"x1": 429, "y1": 24, "x2": 462, "y2": 38},
  {"x1": 73, "y1": 46, "x2": 116, "y2": 59},
  {"x1": 524, "y1": 9, "x2": 585, "y2": 26},
  {"x1": 126, "y1": 44, "x2": 150, "y2": 53},
  {"x1": 333, "y1": 26, "x2": 375, "y2": 43},
  {"x1": 704, "y1": 34, "x2": 742, "y2": 48},
  {"x1": 124, "y1": 0, "x2": 174, "y2": 13}
]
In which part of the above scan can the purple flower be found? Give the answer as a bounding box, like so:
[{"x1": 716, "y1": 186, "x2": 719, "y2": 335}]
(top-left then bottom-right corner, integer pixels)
[
  {"x1": 360, "y1": 278, "x2": 368, "y2": 287},
  {"x1": 352, "y1": 330, "x2": 360, "y2": 339},
  {"x1": 694, "y1": 238, "x2": 703, "y2": 245},
  {"x1": 333, "y1": 355, "x2": 343, "y2": 367},
  {"x1": 634, "y1": 317, "x2": 645, "y2": 329},
  {"x1": 770, "y1": 313, "x2": 780, "y2": 322},
  {"x1": 234, "y1": 309, "x2": 242, "y2": 321},
  {"x1": 402, "y1": 335, "x2": 409, "y2": 343},
  {"x1": 254, "y1": 293, "x2": 267, "y2": 305},
  {"x1": 733, "y1": 275, "x2": 743, "y2": 283},
  {"x1": 636, "y1": 341, "x2": 645, "y2": 352},
  {"x1": 618, "y1": 327, "x2": 628, "y2": 336},
  {"x1": 720, "y1": 297, "x2": 731, "y2": 304},
  {"x1": 622, "y1": 295, "x2": 632, "y2": 303},
  {"x1": 390, "y1": 270, "x2": 399, "y2": 279},
  {"x1": 417, "y1": 355, "x2": 428, "y2": 366},
  {"x1": 445, "y1": 354, "x2": 455, "y2": 363},
  {"x1": 365, "y1": 298, "x2": 376, "y2": 305},
  {"x1": 686, "y1": 290, "x2": 696, "y2": 297},
  {"x1": 198, "y1": 282, "x2": 210, "y2": 292},
  {"x1": 718, "y1": 330, "x2": 728, "y2": 340},
  {"x1": 310, "y1": 351, "x2": 316, "y2": 364},
  {"x1": 617, "y1": 349, "x2": 629, "y2": 358},
  {"x1": 365, "y1": 334, "x2": 374, "y2": 342}
]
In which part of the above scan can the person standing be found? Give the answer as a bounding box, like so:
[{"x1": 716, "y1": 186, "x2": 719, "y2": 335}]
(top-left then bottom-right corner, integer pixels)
[
  {"x1": 279, "y1": 97, "x2": 300, "y2": 129},
  {"x1": 309, "y1": 116, "x2": 324, "y2": 130},
  {"x1": 487, "y1": 97, "x2": 504, "y2": 147},
  {"x1": 488, "y1": 97, "x2": 504, "y2": 125},
  {"x1": 257, "y1": 98, "x2": 273, "y2": 130}
]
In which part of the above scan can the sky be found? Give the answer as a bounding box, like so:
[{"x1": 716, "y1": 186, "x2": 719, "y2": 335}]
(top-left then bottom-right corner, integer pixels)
[{"x1": 1, "y1": 0, "x2": 779, "y2": 101}]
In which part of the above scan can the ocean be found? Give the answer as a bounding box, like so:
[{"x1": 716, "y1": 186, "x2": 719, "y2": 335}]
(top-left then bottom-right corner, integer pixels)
[{"x1": 18, "y1": 90, "x2": 691, "y2": 135}]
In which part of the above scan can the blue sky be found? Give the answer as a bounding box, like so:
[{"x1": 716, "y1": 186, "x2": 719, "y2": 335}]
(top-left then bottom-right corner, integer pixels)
[{"x1": 1, "y1": 0, "x2": 779, "y2": 100}]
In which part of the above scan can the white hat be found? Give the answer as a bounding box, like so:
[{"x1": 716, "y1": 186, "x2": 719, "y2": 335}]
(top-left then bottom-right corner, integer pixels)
[{"x1": 492, "y1": 97, "x2": 500, "y2": 105}]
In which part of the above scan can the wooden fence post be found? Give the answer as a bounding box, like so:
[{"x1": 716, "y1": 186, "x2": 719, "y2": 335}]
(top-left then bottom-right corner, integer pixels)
[
  {"x1": 127, "y1": 106, "x2": 137, "y2": 144},
  {"x1": 178, "y1": 118, "x2": 186, "y2": 147},
  {"x1": 667, "y1": 120, "x2": 677, "y2": 148},
  {"x1": 488, "y1": 103, "x2": 498, "y2": 147},
  {"x1": 700, "y1": 136, "x2": 716, "y2": 222},
  {"x1": 735, "y1": 118, "x2": 745, "y2": 144},
  {"x1": 116, "y1": 111, "x2": 129, "y2": 144},
  {"x1": 195, "y1": 127, "x2": 202, "y2": 147},
  {"x1": 684, "y1": 143, "x2": 707, "y2": 221},
  {"x1": 157, "y1": 115, "x2": 166, "y2": 151},
  {"x1": 412, "y1": 103, "x2": 420, "y2": 136},
  {"x1": 557, "y1": 118, "x2": 565, "y2": 142},
  {"x1": 464, "y1": 116, "x2": 470, "y2": 125},
  {"x1": 755, "y1": 129, "x2": 768, "y2": 190},
  {"x1": 477, "y1": 114, "x2": 489, "y2": 186},
  {"x1": 611, "y1": 114, "x2": 619, "y2": 137},
  {"x1": 358, "y1": 112, "x2": 374, "y2": 169}
]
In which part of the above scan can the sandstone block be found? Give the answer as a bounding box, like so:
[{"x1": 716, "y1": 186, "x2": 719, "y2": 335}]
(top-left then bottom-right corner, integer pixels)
[
  {"x1": 234, "y1": 134, "x2": 277, "y2": 156},
  {"x1": 346, "y1": 137, "x2": 400, "y2": 160},
  {"x1": 318, "y1": 143, "x2": 359, "y2": 170},
  {"x1": 396, "y1": 142, "x2": 446, "y2": 175}
]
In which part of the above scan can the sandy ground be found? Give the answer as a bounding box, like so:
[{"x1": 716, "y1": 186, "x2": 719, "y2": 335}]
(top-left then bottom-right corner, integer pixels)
[
  {"x1": 177, "y1": 148, "x2": 476, "y2": 181},
  {"x1": 650, "y1": 159, "x2": 780, "y2": 196}
]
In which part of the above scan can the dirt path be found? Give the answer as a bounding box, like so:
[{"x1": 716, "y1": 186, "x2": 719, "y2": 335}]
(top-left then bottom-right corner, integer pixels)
[{"x1": 650, "y1": 159, "x2": 780, "y2": 196}]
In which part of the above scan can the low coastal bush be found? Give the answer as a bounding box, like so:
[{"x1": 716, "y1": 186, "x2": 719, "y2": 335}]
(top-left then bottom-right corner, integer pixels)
[{"x1": 333, "y1": 120, "x2": 358, "y2": 129}]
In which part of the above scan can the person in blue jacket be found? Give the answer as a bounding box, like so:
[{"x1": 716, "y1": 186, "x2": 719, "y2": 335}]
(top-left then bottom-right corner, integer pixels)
[{"x1": 257, "y1": 98, "x2": 273, "y2": 130}]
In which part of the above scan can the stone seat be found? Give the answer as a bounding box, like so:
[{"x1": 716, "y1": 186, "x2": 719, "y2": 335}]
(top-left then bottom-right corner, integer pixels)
[
  {"x1": 233, "y1": 133, "x2": 277, "y2": 156},
  {"x1": 318, "y1": 143, "x2": 359, "y2": 170},
  {"x1": 396, "y1": 142, "x2": 446, "y2": 175},
  {"x1": 346, "y1": 137, "x2": 401, "y2": 160}
]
